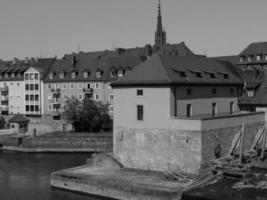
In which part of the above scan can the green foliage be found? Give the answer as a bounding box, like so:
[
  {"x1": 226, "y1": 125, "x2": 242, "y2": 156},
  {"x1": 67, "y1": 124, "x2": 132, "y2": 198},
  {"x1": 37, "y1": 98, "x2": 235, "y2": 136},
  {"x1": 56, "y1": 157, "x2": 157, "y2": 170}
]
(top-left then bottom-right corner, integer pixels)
[
  {"x1": 62, "y1": 97, "x2": 112, "y2": 132},
  {"x1": 0, "y1": 116, "x2": 6, "y2": 129}
]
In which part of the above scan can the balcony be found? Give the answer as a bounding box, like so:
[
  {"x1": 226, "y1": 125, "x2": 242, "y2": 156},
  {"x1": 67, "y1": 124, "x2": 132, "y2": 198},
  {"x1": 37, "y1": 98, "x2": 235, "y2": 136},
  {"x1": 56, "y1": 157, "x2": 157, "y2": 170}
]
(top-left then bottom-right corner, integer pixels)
[
  {"x1": 0, "y1": 105, "x2": 8, "y2": 111},
  {"x1": 1, "y1": 96, "x2": 9, "y2": 101},
  {"x1": 83, "y1": 88, "x2": 94, "y2": 93},
  {"x1": 0, "y1": 86, "x2": 8, "y2": 92},
  {"x1": 51, "y1": 88, "x2": 60, "y2": 93}
]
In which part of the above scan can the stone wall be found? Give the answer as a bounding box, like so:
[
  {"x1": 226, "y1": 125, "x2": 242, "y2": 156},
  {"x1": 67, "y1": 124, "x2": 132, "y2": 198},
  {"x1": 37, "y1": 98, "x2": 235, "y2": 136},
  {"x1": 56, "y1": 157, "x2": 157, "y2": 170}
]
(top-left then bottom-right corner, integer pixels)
[
  {"x1": 114, "y1": 112, "x2": 265, "y2": 174},
  {"x1": 114, "y1": 128, "x2": 201, "y2": 174}
]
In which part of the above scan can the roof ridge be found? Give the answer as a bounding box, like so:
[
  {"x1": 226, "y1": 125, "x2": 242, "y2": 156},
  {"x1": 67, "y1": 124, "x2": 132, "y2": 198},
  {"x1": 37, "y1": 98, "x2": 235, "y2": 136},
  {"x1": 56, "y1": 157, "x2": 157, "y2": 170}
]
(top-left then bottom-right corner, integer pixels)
[{"x1": 156, "y1": 54, "x2": 172, "y2": 83}]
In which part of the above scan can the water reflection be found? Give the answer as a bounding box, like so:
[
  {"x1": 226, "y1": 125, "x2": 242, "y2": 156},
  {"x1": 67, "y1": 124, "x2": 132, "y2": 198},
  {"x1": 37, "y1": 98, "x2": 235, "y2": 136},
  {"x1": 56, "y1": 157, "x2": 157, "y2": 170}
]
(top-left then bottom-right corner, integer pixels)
[{"x1": 0, "y1": 152, "x2": 111, "y2": 200}]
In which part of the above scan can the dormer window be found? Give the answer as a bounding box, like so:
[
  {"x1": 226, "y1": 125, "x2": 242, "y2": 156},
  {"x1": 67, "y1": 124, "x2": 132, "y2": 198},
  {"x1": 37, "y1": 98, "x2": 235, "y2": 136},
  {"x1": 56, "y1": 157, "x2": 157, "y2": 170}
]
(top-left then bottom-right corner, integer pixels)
[
  {"x1": 248, "y1": 55, "x2": 253, "y2": 62},
  {"x1": 240, "y1": 56, "x2": 245, "y2": 62},
  {"x1": 49, "y1": 72, "x2": 55, "y2": 79},
  {"x1": 60, "y1": 71, "x2": 65, "y2": 79},
  {"x1": 118, "y1": 69, "x2": 124, "y2": 77},
  {"x1": 247, "y1": 89, "x2": 255, "y2": 98},
  {"x1": 110, "y1": 70, "x2": 116, "y2": 77},
  {"x1": 265, "y1": 55, "x2": 267, "y2": 60},
  {"x1": 196, "y1": 72, "x2": 202, "y2": 78},
  {"x1": 96, "y1": 70, "x2": 103, "y2": 78},
  {"x1": 83, "y1": 71, "x2": 89, "y2": 78},
  {"x1": 180, "y1": 72, "x2": 186, "y2": 78},
  {"x1": 11, "y1": 73, "x2": 15, "y2": 78},
  {"x1": 223, "y1": 74, "x2": 229, "y2": 79},
  {"x1": 4, "y1": 73, "x2": 8, "y2": 78},
  {"x1": 210, "y1": 73, "x2": 216, "y2": 78},
  {"x1": 0, "y1": 74, "x2": 2, "y2": 78},
  {"x1": 256, "y1": 55, "x2": 262, "y2": 61},
  {"x1": 71, "y1": 71, "x2": 78, "y2": 79}
]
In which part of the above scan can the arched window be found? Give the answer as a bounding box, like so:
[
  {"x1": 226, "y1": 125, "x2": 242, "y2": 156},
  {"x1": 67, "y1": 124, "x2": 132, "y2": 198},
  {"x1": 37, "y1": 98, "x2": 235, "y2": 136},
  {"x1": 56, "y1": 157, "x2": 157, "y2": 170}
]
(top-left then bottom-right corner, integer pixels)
[
  {"x1": 118, "y1": 68, "x2": 124, "y2": 77},
  {"x1": 83, "y1": 70, "x2": 90, "y2": 78},
  {"x1": 110, "y1": 68, "x2": 117, "y2": 77}
]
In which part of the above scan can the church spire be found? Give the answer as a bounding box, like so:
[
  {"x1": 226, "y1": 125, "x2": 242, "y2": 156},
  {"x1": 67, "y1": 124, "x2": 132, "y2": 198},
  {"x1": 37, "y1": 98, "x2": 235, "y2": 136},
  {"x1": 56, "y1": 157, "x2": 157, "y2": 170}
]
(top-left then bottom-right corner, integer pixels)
[{"x1": 154, "y1": 0, "x2": 166, "y2": 51}]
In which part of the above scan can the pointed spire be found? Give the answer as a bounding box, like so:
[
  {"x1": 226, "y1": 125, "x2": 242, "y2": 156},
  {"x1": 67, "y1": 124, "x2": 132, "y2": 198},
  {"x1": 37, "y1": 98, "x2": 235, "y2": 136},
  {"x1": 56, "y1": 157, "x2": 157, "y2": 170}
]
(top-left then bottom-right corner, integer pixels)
[
  {"x1": 157, "y1": 0, "x2": 163, "y2": 32},
  {"x1": 154, "y1": 0, "x2": 166, "y2": 50}
]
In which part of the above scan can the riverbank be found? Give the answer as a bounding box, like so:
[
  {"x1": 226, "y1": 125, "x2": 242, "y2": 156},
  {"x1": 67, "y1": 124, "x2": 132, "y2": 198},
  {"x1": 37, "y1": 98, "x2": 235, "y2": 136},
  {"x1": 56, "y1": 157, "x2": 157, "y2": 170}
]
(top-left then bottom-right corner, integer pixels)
[
  {"x1": 51, "y1": 154, "x2": 194, "y2": 200},
  {"x1": 0, "y1": 132, "x2": 112, "y2": 153}
]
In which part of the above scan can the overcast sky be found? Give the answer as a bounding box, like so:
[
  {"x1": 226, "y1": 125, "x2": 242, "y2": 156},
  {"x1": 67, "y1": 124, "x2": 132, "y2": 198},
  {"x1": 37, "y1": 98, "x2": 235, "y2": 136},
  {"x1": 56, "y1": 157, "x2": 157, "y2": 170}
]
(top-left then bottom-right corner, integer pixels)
[{"x1": 0, "y1": 0, "x2": 267, "y2": 60}]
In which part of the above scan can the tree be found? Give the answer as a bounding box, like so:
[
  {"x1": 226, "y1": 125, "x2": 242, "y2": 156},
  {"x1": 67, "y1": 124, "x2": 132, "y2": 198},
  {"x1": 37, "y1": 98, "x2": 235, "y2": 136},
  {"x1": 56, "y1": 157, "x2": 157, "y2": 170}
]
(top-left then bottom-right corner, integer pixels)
[
  {"x1": 62, "y1": 97, "x2": 112, "y2": 132},
  {"x1": 0, "y1": 117, "x2": 6, "y2": 129}
]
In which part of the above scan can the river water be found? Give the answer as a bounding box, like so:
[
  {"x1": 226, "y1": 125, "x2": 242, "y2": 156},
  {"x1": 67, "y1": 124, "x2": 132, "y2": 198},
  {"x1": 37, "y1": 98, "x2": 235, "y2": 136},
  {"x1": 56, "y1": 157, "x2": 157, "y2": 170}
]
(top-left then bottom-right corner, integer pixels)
[{"x1": 0, "y1": 152, "x2": 110, "y2": 200}]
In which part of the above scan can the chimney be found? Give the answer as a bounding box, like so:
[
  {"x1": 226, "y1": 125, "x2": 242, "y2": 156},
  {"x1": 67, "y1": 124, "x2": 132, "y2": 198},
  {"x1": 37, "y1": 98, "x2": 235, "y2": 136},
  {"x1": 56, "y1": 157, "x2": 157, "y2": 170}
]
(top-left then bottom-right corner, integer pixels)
[
  {"x1": 72, "y1": 55, "x2": 77, "y2": 68},
  {"x1": 25, "y1": 57, "x2": 29, "y2": 64},
  {"x1": 13, "y1": 57, "x2": 19, "y2": 64}
]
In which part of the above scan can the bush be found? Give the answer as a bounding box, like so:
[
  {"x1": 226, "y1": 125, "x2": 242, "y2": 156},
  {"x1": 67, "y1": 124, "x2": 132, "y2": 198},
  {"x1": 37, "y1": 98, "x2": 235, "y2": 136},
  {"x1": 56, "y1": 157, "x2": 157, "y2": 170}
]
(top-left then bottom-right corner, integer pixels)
[{"x1": 62, "y1": 97, "x2": 112, "y2": 132}]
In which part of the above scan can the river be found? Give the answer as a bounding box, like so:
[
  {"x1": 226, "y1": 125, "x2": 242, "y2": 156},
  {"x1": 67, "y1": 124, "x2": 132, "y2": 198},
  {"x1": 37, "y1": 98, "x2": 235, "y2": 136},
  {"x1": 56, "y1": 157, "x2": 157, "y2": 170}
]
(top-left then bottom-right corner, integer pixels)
[{"x1": 0, "y1": 151, "x2": 111, "y2": 200}]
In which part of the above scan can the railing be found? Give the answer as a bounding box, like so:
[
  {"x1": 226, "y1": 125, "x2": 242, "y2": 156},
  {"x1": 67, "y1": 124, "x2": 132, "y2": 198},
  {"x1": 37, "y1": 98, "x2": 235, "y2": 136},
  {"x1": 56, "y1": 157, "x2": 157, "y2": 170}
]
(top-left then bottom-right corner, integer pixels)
[
  {"x1": 83, "y1": 88, "x2": 94, "y2": 93},
  {"x1": 51, "y1": 88, "x2": 60, "y2": 93}
]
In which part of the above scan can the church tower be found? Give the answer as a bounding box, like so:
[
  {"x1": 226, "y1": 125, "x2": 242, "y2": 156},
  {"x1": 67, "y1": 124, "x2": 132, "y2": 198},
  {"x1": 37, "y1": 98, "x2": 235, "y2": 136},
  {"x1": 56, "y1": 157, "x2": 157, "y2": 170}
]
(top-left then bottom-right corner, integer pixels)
[{"x1": 154, "y1": 0, "x2": 166, "y2": 50}]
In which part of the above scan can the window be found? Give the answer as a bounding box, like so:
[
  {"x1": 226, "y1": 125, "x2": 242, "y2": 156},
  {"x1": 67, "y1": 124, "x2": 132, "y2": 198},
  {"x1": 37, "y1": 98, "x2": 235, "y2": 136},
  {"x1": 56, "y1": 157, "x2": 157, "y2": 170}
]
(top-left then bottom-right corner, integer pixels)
[
  {"x1": 48, "y1": 84, "x2": 51, "y2": 89},
  {"x1": 71, "y1": 72, "x2": 76, "y2": 79},
  {"x1": 137, "y1": 105, "x2": 144, "y2": 121},
  {"x1": 180, "y1": 72, "x2": 186, "y2": 78},
  {"x1": 95, "y1": 94, "x2": 100, "y2": 101},
  {"x1": 109, "y1": 94, "x2": 113, "y2": 101},
  {"x1": 240, "y1": 56, "x2": 244, "y2": 62},
  {"x1": 230, "y1": 88, "x2": 234, "y2": 95},
  {"x1": 248, "y1": 55, "x2": 253, "y2": 62},
  {"x1": 25, "y1": 84, "x2": 29, "y2": 90},
  {"x1": 30, "y1": 105, "x2": 34, "y2": 111},
  {"x1": 186, "y1": 104, "x2": 192, "y2": 117},
  {"x1": 256, "y1": 55, "x2": 261, "y2": 61},
  {"x1": 84, "y1": 71, "x2": 90, "y2": 78},
  {"x1": 265, "y1": 55, "x2": 267, "y2": 60},
  {"x1": 30, "y1": 84, "x2": 34, "y2": 90},
  {"x1": 4, "y1": 73, "x2": 8, "y2": 78},
  {"x1": 62, "y1": 83, "x2": 66, "y2": 89},
  {"x1": 212, "y1": 103, "x2": 217, "y2": 117},
  {"x1": 35, "y1": 95, "x2": 39, "y2": 101},
  {"x1": 109, "y1": 105, "x2": 113, "y2": 112},
  {"x1": 35, "y1": 73, "x2": 38, "y2": 80},
  {"x1": 70, "y1": 83, "x2": 75, "y2": 89},
  {"x1": 11, "y1": 73, "x2": 15, "y2": 78},
  {"x1": 210, "y1": 73, "x2": 216, "y2": 78},
  {"x1": 26, "y1": 105, "x2": 29, "y2": 111},
  {"x1": 35, "y1": 84, "x2": 39, "y2": 90},
  {"x1": 17, "y1": 82, "x2": 20, "y2": 86},
  {"x1": 30, "y1": 95, "x2": 34, "y2": 101},
  {"x1": 25, "y1": 74, "x2": 29, "y2": 80},
  {"x1": 78, "y1": 83, "x2": 83, "y2": 89},
  {"x1": 118, "y1": 70, "x2": 124, "y2": 77},
  {"x1": 96, "y1": 71, "x2": 102, "y2": 78},
  {"x1": 78, "y1": 94, "x2": 83, "y2": 100},
  {"x1": 212, "y1": 88, "x2": 216, "y2": 95},
  {"x1": 107, "y1": 83, "x2": 112, "y2": 89},
  {"x1": 55, "y1": 83, "x2": 59, "y2": 89},
  {"x1": 35, "y1": 105, "x2": 39, "y2": 112},
  {"x1": 48, "y1": 105, "x2": 52, "y2": 111},
  {"x1": 196, "y1": 72, "x2": 202, "y2": 78},
  {"x1": 223, "y1": 74, "x2": 229, "y2": 79},
  {"x1": 49, "y1": 73, "x2": 54, "y2": 79},
  {"x1": 137, "y1": 89, "x2": 143, "y2": 96},
  {"x1": 230, "y1": 102, "x2": 234, "y2": 114},
  {"x1": 110, "y1": 70, "x2": 116, "y2": 77},
  {"x1": 186, "y1": 88, "x2": 192, "y2": 95},
  {"x1": 70, "y1": 94, "x2": 75, "y2": 98},
  {"x1": 247, "y1": 89, "x2": 255, "y2": 98},
  {"x1": 25, "y1": 95, "x2": 29, "y2": 101},
  {"x1": 95, "y1": 83, "x2": 100, "y2": 89},
  {"x1": 87, "y1": 83, "x2": 91, "y2": 89},
  {"x1": 60, "y1": 72, "x2": 65, "y2": 79}
]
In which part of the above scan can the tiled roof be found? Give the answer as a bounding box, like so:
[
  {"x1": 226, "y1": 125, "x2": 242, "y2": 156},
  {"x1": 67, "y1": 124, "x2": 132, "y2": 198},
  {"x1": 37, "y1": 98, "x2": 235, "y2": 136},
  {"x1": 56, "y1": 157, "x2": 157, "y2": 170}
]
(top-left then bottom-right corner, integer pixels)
[
  {"x1": 210, "y1": 55, "x2": 240, "y2": 65},
  {"x1": 43, "y1": 55, "x2": 145, "y2": 83},
  {"x1": 8, "y1": 114, "x2": 30, "y2": 123},
  {"x1": 239, "y1": 70, "x2": 267, "y2": 106},
  {"x1": 0, "y1": 58, "x2": 55, "y2": 81},
  {"x1": 112, "y1": 54, "x2": 243, "y2": 87},
  {"x1": 157, "y1": 42, "x2": 195, "y2": 56},
  {"x1": 240, "y1": 42, "x2": 267, "y2": 56}
]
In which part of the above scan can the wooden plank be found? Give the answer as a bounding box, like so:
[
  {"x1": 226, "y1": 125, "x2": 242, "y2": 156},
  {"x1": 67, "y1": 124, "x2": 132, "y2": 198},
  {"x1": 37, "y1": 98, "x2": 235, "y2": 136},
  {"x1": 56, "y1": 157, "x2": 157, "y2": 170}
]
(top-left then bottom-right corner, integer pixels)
[
  {"x1": 250, "y1": 127, "x2": 264, "y2": 152},
  {"x1": 227, "y1": 130, "x2": 242, "y2": 157},
  {"x1": 239, "y1": 123, "x2": 245, "y2": 164}
]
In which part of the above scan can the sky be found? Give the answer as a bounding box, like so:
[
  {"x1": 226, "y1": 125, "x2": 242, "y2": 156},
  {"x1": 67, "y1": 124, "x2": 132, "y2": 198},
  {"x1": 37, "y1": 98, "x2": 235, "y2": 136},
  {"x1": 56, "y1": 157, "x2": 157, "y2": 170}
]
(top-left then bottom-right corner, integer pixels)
[{"x1": 0, "y1": 0, "x2": 267, "y2": 60}]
